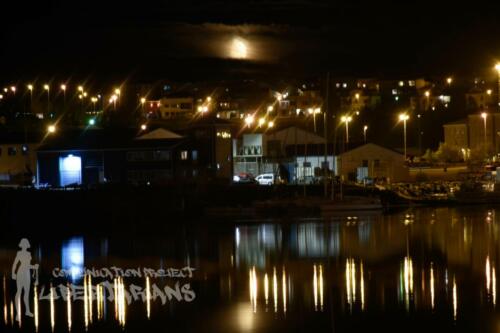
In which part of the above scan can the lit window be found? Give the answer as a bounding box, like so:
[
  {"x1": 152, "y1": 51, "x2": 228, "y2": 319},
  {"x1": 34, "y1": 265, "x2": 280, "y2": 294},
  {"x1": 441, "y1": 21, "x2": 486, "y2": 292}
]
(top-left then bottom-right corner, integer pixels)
[
  {"x1": 392, "y1": 89, "x2": 399, "y2": 95},
  {"x1": 408, "y1": 80, "x2": 415, "y2": 87},
  {"x1": 181, "y1": 151, "x2": 188, "y2": 160},
  {"x1": 192, "y1": 150, "x2": 198, "y2": 161}
]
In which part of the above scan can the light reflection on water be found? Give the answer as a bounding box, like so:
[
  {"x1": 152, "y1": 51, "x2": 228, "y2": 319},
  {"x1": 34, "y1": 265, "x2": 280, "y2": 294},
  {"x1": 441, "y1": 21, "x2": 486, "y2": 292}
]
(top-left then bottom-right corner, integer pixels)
[{"x1": 3, "y1": 207, "x2": 500, "y2": 331}]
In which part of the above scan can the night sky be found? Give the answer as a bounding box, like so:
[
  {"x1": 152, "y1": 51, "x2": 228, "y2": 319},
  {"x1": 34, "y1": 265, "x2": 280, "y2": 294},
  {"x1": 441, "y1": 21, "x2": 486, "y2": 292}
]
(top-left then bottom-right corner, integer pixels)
[{"x1": 2, "y1": 1, "x2": 500, "y2": 82}]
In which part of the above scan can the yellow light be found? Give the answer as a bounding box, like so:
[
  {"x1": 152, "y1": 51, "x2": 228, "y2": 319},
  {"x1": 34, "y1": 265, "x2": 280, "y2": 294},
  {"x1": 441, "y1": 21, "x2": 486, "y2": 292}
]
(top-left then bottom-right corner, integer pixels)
[
  {"x1": 43, "y1": 84, "x2": 49, "y2": 91},
  {"x1": 140, "y1": 97, "x2": 146, "y2": 104},
  {"x1": 399, "y1": 113, "x2": 409, "y2": 121},
  {"x1": 315, "y1": 108, "x2": 321, "y2": 114},
  {"x1": 0, "y1": 94, "x2": 3, "y2": 99},
  {"x1": 424, "y1": 91, "x2": 430, "y2": 97},
  {"x1": 447, "y1": 77, "x2": 453, "y2": 84},
  {"x1": 267, "y1": 105, "x2": 274, "y2": 112},
  {"x1": 60, "y1": 84, "x2": 66, "y2": 91},
  {"x1": 308, "y1": 108, "x2": 313, "y2": 114},
  {"x1": 355, "y1": 93, "x2": 360, "y2": 100},
  {"x1": 487, "y1": 89, "x2": 493, "y2": 95},
  {"x1": 258, "y1": 117, "x2": 266, "y2": 127},
  {"x1": 114, "y1": 88, "x2": 121, "y2": 95},
  {"x1": 231, "y1": 38, "x2": 248, "y2": 59},
  {"x1": 83, "y1": 92, "x2": 88, "y2": 97},
  {"x1": 47, "y1": 125, "x2": 56, "y2": 133},
  {"x1": 10, "y1": 86, "x2": 16, "y2": 92},
  {"x1": 495, "y1": 63, "x2": 500, "y2": 73},
  {"x1": 206, "y1": 96, "x2": 212, "y2": 102},
  {"x1": 268, "y1": 121, "x2": 274, "y2": 128},
  {"x1": 141, "y1": 124, "x2": 147, "y2": 131},
  {"x1": 341, "y1": 115, "x2": 352, "y2": 123},
  {"x1": 364, "y1": 125, "x2": 368, "y2": 131},
  {"x1": 481, "y1": 112, "x2": 488, "y2": 119},
  {"x1": 244, "y1": 114, "x2": 254, "y2": 126},
  {"x1": 78, "y1": 86, "x2": 84, "y2": 92},
  {"x1": 27, "y1": 84, "x2": 33, "y2": 91}
]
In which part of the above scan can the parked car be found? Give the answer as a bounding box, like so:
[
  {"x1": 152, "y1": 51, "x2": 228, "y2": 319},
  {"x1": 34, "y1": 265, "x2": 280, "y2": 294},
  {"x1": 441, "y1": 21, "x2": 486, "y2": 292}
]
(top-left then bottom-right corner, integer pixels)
[
  {"x1": 255, "y1": 173, "x2": 274, "y2": 185},
  {"x1": 233, "y1": 173, "x2": 257, "y2": 184}
]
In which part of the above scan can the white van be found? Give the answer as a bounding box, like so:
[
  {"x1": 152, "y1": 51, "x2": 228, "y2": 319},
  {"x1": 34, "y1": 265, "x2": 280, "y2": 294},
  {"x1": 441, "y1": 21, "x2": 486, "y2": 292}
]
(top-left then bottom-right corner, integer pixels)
[{"x1": 256, "y1": 173, "x2": 274, "y2": 185}]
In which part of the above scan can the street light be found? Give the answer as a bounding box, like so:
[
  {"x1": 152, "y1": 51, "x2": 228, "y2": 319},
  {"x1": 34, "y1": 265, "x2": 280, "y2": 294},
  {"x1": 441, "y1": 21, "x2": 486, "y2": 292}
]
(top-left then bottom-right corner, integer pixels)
[
  {"x1": 140, "y1": 97, "x2": 146, "y2": 113},
  {"x1": 10, "y1": 86, "x2": 16, "y2": 94},
  {"x1": 399, "y1": 113, "x2": 409, "y2": 160},
  {"x1": 495, "y1": 63, "x2": 500, "y2": 112},
  {"x1": 44, "y1": 84, "x2": 50, "y2": 115},
  {"x1": 268, "y1": 121, "x2": 274, "y2": 128},
  {"x1": 340, "y1": 115, "x2": 352, "y2": 144},
  {"x1": 446, "y1": 77, "x2": 453, "y2": 85},
  {"x1": 363, "y1": 125, "x2": 368, "y2": 143},
  {"x1": 91, "y1": 97, "x2": 98, "y2": 112},
  {"x1": 244, "y1": 114, "x2": 254, "y2": 127},
  {"x1": 47, "y1": 124, "x2": 56, "y2": 134},
  {"x1": 482, "y1": 112, "x2": 488, "y2": 145},
  {"x1": 60, "y1": 84, "x2": 67, "y2": 107},
  {"x1": 140, "y1": 124, "x2": 147, "y2": 131},
  {"x1": 109, "y1": 94, "x2": 118, "y2": 110},
  {"x1": 258, "y1": 117, "x2": 266, "y2": 127}
]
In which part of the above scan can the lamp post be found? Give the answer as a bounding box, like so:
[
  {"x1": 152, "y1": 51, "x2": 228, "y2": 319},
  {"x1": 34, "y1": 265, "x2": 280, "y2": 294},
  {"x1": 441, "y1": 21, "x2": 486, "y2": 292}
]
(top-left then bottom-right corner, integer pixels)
[
  {"x1": 495, "y1": 64, "x2": 500, "y2": 112},
  {"x1": 60, "y1": 84, "x2": 67, "y2": 107},
  {"x1": 43, "y1": 84, "x2": 50, "y2": 116},
  {"x1": 27, "y1": 84, "x2": 33, "y2": 112},
  {"x1": 363, "y1": 125, "x2": 368, "y2": 143},
  {"x1": 340, "y1": 115, "x2": 352, "y2": 144},
  {"x1": 482, "y1": 112, "x2": 488, "y2": 146},
  {"x1": 399, "y1": 113, "x2": 409, "y2": 160},
  {"x1": 140, "y1": 97, "x2": 146, "y2": 113},
  {"x1": 91, "y1": 97, "x2": 98, "y2": 112}
]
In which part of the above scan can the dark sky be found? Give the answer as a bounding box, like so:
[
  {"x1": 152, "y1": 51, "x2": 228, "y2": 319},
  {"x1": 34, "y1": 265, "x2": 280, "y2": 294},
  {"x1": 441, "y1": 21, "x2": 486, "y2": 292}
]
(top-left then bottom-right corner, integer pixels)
[{"x1": 2, "y1": 1, "x2": 500, "y2": 82}]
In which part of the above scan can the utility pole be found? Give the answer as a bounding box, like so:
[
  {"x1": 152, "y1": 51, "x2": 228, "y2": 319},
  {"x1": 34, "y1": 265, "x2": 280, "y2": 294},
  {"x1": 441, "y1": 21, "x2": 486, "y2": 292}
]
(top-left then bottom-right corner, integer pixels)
[{"x1": 324, "y1": 72, "x2": 329, "y2": 198}]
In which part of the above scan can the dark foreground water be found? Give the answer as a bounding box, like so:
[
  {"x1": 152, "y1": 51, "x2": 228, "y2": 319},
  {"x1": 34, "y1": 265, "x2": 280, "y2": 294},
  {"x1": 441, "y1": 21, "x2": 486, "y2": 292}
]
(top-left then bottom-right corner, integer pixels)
[{"x1": 1, "y1": 207, "x2": 500, "y2": 332}]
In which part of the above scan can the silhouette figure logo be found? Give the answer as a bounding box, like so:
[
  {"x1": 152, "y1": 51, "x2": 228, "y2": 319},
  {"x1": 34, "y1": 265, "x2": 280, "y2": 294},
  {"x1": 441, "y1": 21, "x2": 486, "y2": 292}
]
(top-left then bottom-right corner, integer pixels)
[{"x1": 11, "y1": 238, "x2": 38, "y2": 322}]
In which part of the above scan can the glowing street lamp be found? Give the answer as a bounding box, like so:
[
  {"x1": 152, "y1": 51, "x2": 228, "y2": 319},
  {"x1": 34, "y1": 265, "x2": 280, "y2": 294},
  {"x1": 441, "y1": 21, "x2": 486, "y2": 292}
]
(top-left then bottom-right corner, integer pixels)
[
  {"x1": 140, "y1": 97, "x2": 146, "y2": 112},
  {"x1": 363, "y1": 125, "x2": 368, "y2": 143},
  {"x1": 495, "y1": 63, "x2": 500, "y2": 111},
  {"x1": 88, "y1": 118, "x2": 96, "y2": 126},
  {"x1": 268, "y1": 121, "x2": 274, "y2": 128},
  {"x1": 91, "y1": 97, "x2": 98, "y2": 112},
  {"x1": 140, "y1": 124, "x2": 147, "y2": 131},
  {"x1": 482, "y1": 112, "x2": 488, "y2": 145},
  {"x1": 341, "y1": 115, "x2": 352, "y2": 144},
  {"x1": 446, "y1": 77, "x2": 453, "y2": 85},
  {"x1": 109, "y1": 94, "x2": 118, "y2": 110},
  {"x1": 44, "y1": 84, "x2": 50, "y2": 114},
  {"x1": 27, "y1": 84, "x2": 33, "y2": 107},
  {"x1": 10, "y1": 86, "x2": 16, "y2": 94},
  {"x1": 47, "y1": 124, "x2": 56, "y2": 134},
  {"x1": 60, "y1": 84, "x2": 67, "y2": 106},
  {"x1": 258, "y1": 117, "x2": 266, "y2": 127},
  {"x1": 244, "y1": 114, "x2": 254, "y2": 128},
  {"x1": 399, "y1": 113, "x2": 409, "y2": 159}
]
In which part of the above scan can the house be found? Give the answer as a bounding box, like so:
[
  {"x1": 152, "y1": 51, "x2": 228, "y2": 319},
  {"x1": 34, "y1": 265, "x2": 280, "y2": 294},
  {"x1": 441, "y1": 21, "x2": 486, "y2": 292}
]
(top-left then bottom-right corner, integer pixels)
[
  {"x1": 336, "y1": 143, "x2": 409, "y2": 183},
  {"x1": 36, "y1": 128, "x2": 185, "y2": 187},
  {"x1": 0, "y1": 132, "x2": 40, "y2": 185}
]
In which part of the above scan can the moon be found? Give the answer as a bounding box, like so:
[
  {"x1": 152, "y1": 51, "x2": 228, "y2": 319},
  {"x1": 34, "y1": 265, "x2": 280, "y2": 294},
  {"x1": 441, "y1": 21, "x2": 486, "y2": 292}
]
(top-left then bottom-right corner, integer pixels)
[{"x1": 230, "y1": 38, "x2": 248, "y2": 59}]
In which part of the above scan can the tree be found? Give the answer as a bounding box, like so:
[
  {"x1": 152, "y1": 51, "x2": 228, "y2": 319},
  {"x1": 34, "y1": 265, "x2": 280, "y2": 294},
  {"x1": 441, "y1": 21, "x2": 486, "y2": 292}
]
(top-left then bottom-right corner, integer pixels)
[{"x1": 434, "y1": 143, "x2": 462, "y2": 164}]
